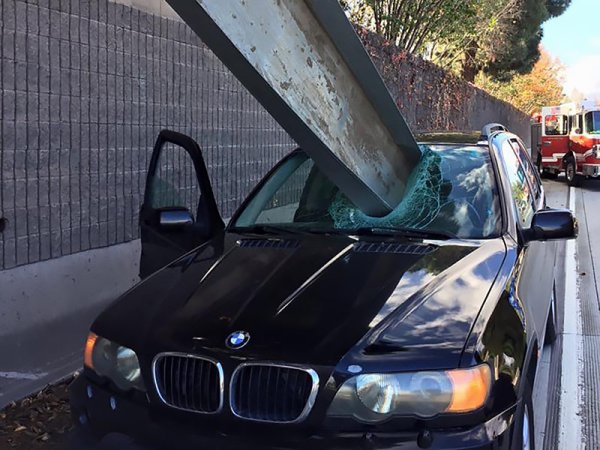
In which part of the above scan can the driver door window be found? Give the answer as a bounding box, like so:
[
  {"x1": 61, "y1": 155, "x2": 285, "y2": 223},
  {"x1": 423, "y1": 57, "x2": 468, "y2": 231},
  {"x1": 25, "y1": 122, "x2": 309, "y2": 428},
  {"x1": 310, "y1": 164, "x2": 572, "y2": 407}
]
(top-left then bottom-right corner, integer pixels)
[
  {"x1": 510, "y1": 139, "x2": 542, "y2": 205},
  {"x1": 501, "y1": 140, "x2": 535, "y2": 228},
  {"x1": 236, "y1": 155, "x2": 338, "y2": 226},
  {"x1": 150, "y1": 142, "x2": 201, "y2": 218},
  {"x1": 139, "y1": 130, "x2": 223, "y2": 279},
  {"x1": 254, "y1": 158, "x2": 315, "y2": 224}
]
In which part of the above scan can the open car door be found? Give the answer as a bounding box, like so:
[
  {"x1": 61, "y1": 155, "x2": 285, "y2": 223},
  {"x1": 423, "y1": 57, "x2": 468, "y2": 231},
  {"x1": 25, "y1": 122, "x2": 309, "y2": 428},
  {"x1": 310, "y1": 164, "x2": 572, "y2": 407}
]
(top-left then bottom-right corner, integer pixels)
[{"x1": 139, "y1": 130, "x2": 224, "y2": 279}]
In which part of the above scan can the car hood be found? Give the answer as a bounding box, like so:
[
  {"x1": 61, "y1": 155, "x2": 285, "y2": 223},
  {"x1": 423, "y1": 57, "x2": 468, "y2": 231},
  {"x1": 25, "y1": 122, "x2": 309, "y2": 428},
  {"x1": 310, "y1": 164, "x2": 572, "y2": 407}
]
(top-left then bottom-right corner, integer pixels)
[{"x1": 94, "y1": 234, "x2": 506, "y2": 370}]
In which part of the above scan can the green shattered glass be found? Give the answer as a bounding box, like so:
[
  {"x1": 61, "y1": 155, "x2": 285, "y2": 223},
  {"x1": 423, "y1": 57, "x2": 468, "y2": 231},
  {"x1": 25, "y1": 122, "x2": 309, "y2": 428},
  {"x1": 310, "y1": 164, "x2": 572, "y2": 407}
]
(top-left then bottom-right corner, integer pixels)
[{"x1": 329, "y1": 147, "x2": 445, "y2": 229}]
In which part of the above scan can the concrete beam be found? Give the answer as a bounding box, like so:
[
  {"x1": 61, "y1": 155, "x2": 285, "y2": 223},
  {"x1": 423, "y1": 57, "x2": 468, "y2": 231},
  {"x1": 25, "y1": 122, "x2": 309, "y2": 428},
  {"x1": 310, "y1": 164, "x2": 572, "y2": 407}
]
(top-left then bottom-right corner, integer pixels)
[{"x1": 166, "y1": 0, "x2": 421, "y2": 216}]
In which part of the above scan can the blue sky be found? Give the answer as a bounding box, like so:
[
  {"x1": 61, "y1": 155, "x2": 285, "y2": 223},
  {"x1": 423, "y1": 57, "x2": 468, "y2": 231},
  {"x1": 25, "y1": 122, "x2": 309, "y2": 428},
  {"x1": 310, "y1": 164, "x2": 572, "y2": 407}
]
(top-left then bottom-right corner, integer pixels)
[{"x1": 542, "y1": 0, "x2": 600, "y2": 100}]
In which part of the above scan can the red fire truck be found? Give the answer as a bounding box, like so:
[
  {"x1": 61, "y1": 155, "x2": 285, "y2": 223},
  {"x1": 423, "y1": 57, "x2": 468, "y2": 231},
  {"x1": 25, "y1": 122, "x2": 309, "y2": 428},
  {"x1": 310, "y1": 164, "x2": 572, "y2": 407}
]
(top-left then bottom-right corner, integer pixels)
[{"x1": 535, "y1": 101, "x2": 600, "y2": 185}]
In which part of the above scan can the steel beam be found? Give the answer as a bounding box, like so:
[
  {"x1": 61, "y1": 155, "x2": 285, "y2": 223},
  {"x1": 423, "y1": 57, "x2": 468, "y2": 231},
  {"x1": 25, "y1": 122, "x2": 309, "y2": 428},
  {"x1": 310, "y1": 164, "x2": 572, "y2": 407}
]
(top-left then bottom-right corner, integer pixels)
[{"x1": 167, "y1": 0, "x2": 421, "y2": 215}]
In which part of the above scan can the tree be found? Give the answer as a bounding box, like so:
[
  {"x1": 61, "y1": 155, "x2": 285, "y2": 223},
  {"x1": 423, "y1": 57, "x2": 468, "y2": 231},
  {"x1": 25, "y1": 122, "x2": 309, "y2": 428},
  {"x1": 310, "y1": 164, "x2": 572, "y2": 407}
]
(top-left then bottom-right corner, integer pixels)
[
  {"x1": 345, "y1": 0, "x2": 477, "y2": 54},
  {"x1": 476, "y1": 47, "x2": 566, "y2": 115},
  {"x1": 344, "y1": 0, "x2": 572, "y2": 83},
  {"x1": 425, "y1": 0, "x2": 521, "y2": 80},
  {"x1": 480, "y1": 0, "x2": 571, "y2": 81},
  {"x1": 434, "y1": 0, "x2": 571, "y2": 82}
]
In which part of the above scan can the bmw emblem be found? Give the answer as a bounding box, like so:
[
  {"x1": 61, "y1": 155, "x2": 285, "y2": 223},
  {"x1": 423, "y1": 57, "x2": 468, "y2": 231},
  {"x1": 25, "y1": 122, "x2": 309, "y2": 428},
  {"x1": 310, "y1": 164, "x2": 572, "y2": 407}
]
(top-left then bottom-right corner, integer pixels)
[{"x1": 226, "y1": 331, "x2": 250, "y2": 349}]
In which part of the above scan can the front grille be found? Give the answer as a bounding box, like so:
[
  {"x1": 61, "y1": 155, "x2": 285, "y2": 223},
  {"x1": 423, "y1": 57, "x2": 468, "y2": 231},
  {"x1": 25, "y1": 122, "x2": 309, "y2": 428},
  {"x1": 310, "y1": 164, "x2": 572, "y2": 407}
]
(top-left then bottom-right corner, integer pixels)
[
  {"x1": 230, "y1": 364, "x2": 318, "y2": 423},
  {"x1": 153, "y1": 353, "x2": 223, "y2": 413}
]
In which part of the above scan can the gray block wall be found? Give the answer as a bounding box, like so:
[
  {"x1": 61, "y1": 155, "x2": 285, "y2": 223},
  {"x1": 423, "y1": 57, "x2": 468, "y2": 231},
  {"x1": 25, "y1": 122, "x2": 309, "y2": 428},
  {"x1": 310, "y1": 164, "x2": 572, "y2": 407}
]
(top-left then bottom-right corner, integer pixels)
[
  {"x1": 0, "y1": 0, "x2": 532, "y2": 272},
  {"x1": 0, "y1": 0, "x2": 294, "y2": 270}
]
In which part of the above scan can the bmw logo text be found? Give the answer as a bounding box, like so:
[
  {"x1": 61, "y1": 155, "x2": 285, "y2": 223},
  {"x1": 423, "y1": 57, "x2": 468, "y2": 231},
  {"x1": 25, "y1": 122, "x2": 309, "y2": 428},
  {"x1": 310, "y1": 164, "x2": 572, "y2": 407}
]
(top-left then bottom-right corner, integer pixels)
[{"x1": 226, "y1": 331, "x2": 250, "y2": 349}]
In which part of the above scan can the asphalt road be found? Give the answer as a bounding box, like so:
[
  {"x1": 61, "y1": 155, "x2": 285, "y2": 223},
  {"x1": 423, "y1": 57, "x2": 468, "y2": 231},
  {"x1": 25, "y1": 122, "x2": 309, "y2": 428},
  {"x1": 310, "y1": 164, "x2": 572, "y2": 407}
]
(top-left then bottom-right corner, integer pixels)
[{"x1": 539, "y1": 176, "x2": 600, "y2": 450}]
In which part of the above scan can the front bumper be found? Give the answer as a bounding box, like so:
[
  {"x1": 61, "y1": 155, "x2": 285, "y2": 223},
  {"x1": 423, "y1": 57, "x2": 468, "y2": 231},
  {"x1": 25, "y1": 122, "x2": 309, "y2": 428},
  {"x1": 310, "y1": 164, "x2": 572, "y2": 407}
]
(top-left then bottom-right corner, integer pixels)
[
  {"x1": 70, "y1": 376, "x2": 516, "y2": 450},
  {"x1": 582, "y1": 164, "x2": 600, "y2": 177}
]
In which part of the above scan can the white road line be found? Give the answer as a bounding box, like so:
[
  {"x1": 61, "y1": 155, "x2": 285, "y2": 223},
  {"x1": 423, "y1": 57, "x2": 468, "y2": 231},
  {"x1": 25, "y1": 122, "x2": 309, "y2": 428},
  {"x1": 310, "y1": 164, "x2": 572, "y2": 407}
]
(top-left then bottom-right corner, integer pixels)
[
  {"x1": 533, "y1": 344, "x2": 552, "y2": 446},
  {"x1": 559, "y1": 186, "x2": 584, "y2": 449}
]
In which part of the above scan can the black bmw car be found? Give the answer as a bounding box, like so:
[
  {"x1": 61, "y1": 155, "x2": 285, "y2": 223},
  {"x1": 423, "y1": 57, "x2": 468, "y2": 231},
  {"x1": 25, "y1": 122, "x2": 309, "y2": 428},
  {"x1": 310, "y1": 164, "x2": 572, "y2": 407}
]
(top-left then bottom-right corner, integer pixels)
[{"x1": 70, "y1": 128, "x2": 576, "y2": 450}]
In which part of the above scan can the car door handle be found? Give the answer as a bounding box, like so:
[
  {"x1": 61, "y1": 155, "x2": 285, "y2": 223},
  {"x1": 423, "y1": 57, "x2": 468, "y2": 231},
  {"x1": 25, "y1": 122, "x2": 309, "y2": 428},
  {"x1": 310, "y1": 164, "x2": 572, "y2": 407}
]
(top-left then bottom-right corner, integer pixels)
[{"x1": 543, "y1": 142, "x2": 552, "y2": 147}]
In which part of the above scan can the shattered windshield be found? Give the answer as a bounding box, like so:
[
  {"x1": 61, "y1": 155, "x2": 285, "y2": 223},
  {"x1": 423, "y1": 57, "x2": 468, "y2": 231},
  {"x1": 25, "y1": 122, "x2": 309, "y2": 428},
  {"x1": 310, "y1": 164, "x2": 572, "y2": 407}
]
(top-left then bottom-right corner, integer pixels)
[
  {"x1": 585, "y1": 111, "x2": 600, "y2": 134},
  {"x1": 232, "y1": 145, "x2": 502, "y2": 239}
]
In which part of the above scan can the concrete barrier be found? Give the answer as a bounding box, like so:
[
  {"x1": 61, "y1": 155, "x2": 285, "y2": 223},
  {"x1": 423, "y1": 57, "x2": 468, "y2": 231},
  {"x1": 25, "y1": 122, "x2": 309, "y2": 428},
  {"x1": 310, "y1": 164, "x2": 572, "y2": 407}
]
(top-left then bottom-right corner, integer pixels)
[{"x1": 0, "y1": 241, "x2": 140, "y2": 409}]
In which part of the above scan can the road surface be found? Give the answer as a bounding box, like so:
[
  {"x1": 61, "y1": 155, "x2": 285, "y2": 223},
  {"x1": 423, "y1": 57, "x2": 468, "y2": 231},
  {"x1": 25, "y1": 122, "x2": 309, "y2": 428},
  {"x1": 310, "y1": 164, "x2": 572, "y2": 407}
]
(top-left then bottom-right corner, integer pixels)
[{"x1": 538, "y1": 176, "x2": 600, "y2": 450}]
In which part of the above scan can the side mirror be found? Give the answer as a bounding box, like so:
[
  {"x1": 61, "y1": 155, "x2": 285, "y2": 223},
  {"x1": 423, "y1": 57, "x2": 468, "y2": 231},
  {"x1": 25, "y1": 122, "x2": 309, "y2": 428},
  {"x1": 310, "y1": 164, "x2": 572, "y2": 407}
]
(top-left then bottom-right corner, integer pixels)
[
  {"x1": 526, "y1": 208, "x2": 578, "y2": 242},
  {"x1": 159, "y1": 209, "x2": 194, "y2": 229}
]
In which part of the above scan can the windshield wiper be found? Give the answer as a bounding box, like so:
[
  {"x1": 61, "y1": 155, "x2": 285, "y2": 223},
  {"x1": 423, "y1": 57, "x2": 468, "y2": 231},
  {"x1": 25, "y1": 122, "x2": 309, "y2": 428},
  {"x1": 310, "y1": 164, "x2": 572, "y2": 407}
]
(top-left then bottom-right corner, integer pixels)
[
  {"x1": 231, "y1": 225, "x2": 456, "y2": 240},
  {"x1": 352, "y1": 226, "x2": 457, "y2": 240}
]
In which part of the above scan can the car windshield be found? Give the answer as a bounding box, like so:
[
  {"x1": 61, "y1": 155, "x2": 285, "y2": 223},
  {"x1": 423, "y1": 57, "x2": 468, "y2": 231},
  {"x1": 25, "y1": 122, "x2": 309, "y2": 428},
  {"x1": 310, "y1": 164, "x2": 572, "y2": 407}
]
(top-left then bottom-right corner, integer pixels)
[
  {"x1": 585, "y1": 111, "x2": 600, "y2": 134},
  {"x1": 232, "y1": 145, "x2": 502, "y2": 239}
]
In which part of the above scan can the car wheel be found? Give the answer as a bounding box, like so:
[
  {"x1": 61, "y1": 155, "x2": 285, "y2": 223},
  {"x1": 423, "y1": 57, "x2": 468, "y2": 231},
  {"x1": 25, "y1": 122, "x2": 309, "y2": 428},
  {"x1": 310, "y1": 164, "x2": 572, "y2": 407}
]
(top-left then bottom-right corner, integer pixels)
[
  {"x1": 536, "y1": 155, "x2": 545, "y2": 178},
  {"x1": 513, "y1": 379, "x2": 535, "y2": 450},
  {"x1": 545, "y1": 283, "x2": 557, "y2": 345},
  {"x1": 537, "y1": 155, "x2": 558, "y2": 179},
  {"x1": 565, "y1": 158, "x2": 580, "y2": 186}
]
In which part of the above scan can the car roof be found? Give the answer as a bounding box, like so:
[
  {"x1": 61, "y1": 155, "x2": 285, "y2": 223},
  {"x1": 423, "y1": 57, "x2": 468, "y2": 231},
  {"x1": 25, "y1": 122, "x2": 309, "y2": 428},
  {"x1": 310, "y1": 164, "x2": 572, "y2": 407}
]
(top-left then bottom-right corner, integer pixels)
[{"x1": 415, "y1": 131, "x2": 482, "y2": 145}]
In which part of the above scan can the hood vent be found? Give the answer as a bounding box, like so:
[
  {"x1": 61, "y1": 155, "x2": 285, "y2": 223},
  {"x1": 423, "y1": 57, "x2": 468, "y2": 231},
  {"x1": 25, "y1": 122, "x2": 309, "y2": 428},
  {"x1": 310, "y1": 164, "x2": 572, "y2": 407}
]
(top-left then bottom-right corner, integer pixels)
[
  {"x1": 237, "y1": 239, "x2": 300, "y2": 250},
  {"x1": 353, "y1": 242, "x2": 435, "y2": 255}
]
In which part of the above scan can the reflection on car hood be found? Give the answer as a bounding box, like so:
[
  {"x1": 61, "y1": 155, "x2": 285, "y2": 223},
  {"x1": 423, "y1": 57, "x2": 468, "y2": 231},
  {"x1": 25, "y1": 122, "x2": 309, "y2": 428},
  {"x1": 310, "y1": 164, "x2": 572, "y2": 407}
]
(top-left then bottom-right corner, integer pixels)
[{"x1": 94, "y1": 234, "x2": 506, "y2": 370}]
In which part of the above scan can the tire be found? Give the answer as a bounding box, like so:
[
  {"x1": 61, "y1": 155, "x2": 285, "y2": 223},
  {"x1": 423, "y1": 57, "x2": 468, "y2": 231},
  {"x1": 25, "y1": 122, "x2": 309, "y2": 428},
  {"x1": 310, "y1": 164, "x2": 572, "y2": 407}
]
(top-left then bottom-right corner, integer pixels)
[
  {"x1": 537, "y1": 155, "x2": 558, "y2": 179},
  {"x1": 536, "y1": 155, "x2": 545, "y2": 178},
  {"x1": 513, "y1": 378, "x2": 535, "y2": 450},
  {"x1": 545, "y1": 282, "x2": 557, "y2": 345},
  {"x1": 565, "y1": 157, "x2": 580, "y2": 186}
]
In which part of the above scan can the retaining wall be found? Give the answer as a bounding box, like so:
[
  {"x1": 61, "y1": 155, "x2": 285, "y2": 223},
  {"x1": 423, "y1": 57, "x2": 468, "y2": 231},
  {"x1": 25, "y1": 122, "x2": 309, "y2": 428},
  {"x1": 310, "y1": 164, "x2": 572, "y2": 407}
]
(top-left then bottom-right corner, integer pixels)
[{"x1": 360, "y1": 29, "x2": 531, "y2": 143}]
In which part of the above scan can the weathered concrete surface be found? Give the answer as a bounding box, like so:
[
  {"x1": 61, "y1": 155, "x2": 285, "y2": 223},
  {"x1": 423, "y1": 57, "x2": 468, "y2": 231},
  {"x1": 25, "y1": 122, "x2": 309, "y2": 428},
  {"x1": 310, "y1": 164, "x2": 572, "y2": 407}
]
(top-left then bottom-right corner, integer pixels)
[
  {"x1": 0, "y1": 241, "x2": 140, "y2": 409},
  {"x1": 168, "y1": 0, "x2": 421, "y2": 215},
  {"x1": 110, "y1": 0, "x2": 180, "y2": 19}
]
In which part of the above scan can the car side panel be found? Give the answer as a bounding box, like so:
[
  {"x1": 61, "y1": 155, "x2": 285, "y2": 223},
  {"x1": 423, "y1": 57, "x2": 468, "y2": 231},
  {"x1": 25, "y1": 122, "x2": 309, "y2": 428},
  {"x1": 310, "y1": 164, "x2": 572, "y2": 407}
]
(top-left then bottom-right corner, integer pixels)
[
  {"x1": 517, "y1": 239, "x2": 557, "y2": 348},
  {"x1": 462, "y1": 132, "x2": 556, "y2": 394},
  {"x1": 460, "y1": 241, "x2": 530, "y2": 396}
]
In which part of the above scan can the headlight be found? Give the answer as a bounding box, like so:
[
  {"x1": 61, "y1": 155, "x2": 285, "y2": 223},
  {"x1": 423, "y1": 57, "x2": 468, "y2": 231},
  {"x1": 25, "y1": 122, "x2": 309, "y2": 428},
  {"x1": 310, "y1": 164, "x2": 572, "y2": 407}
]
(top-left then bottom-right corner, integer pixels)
[
  {"x1": 593, "y1": 144, "x2": 600, "y2": 159},
  {"x1": 84, "y1": 332, "x2": 145, "y2": 391},
  {"x1": 327, "y1": 364, "x2": 491, "y2": 422}
]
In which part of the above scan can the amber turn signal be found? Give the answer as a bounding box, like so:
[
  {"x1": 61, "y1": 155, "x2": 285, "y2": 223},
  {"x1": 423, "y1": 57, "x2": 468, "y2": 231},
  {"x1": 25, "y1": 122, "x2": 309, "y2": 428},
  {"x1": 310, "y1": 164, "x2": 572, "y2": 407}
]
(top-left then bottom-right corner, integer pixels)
[
  {"x1": 84, "y1": 332, "x2": 98, "y2": 369},
  {"x1": 447, "y1": 364, "x2": 492, "y2": 413}
]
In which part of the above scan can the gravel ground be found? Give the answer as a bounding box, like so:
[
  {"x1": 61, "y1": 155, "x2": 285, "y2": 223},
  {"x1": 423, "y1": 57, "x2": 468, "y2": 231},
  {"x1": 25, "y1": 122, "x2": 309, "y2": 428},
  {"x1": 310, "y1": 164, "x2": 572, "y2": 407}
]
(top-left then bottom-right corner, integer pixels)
[{"x1": 0, "y1": 376, "x2": 76, "y2": 450}]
